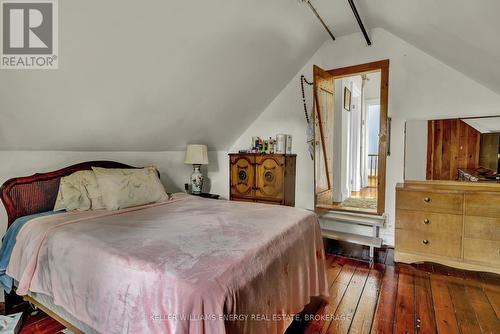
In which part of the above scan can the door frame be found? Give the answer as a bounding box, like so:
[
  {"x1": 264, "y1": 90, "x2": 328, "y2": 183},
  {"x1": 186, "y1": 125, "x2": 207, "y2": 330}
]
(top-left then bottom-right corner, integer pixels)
[{"x1": 319, "y1": 59, "x2": 389, "y2": 215}]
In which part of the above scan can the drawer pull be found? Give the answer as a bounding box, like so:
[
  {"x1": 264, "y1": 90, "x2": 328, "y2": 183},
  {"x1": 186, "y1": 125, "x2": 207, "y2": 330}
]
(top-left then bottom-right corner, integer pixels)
[
  {"x1": 422, "y1": 239, "x2": 429, "y2": 245},
  {"x1": 423, "y1": 197, "x2": 431, "y2": 203},
  {"x1": 423, "y1": 219, "x2": 430, "y2": 225}
]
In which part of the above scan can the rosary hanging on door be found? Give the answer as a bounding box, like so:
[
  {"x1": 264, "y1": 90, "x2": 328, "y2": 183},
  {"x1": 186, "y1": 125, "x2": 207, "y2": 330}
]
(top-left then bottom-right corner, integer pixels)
[{"x1": 300, "y1": 74, "x2": 313, "y2": 124}]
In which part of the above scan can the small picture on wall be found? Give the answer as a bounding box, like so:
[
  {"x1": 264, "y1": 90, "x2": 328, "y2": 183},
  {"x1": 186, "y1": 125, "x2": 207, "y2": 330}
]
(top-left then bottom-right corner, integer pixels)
[{"x1": 344, "y1": 87, "x2": 351, "y2": 111}]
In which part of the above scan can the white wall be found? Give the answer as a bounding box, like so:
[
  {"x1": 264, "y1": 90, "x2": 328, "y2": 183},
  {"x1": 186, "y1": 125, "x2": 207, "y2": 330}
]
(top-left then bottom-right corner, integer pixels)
[
  {"x1": 367, "y1": 105, "x2": 380, "y2": 155},
  {"x1": 348, "y1": 77, "x2": 362, "y2": 193},
  {"x1": 404, "y1": 120, "x2": 428, "y2": 180},
  {"x1": 364, "y1": 72, "x2": 381, "y2": 100},
  {"x1": 0, "y1": 151, "x2": 229, "y2": 235},
  {"x1": 332, "y1": 79, "x2": 350, "y2": 202},
  {"x1": 231, "y1": 28, "x2": 500, "y2": 245}
]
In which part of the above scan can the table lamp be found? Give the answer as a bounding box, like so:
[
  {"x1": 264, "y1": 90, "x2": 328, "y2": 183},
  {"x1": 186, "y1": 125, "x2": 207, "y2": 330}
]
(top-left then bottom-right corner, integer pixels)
[{"x1": 184, "y1": 144, "x2": 209, "y2": 194}]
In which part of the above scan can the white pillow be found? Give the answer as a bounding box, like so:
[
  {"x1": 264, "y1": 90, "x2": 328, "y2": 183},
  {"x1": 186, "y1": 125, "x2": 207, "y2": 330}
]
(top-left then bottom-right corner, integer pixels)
[
  {"x1": 54, "y1": 184, "x2": 67, "y2": 211},
  {"x1": 54, "y1": 170, "x2": 105, "y2": 211},
  {"x1": 92, "y1": 167, "x2": 168, "y2": 210}
]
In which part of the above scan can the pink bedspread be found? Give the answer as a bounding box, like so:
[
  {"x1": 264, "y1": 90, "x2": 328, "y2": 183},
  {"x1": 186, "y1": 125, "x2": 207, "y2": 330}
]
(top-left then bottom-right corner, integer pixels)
[{"x1": 8, "y1": 194, "x2": 328, "y2": 334}]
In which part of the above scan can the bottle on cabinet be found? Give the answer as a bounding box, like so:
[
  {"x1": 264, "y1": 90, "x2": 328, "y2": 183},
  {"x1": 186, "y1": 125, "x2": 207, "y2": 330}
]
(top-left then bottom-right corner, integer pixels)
[{"x1": 249, "y1": 134, "x2": 292, "y2": 154}]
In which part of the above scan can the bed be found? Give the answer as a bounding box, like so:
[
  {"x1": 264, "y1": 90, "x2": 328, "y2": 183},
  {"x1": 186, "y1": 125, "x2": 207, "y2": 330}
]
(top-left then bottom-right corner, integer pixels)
[{"x1": 0, "y1": 161, "x2": 328, "y2": 334}]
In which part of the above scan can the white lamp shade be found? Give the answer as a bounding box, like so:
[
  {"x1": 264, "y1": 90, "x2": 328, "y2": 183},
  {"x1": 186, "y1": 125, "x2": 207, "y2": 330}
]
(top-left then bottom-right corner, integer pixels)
[{"x1": 185, "y1": 144, "x2": 209, "y2": 165}]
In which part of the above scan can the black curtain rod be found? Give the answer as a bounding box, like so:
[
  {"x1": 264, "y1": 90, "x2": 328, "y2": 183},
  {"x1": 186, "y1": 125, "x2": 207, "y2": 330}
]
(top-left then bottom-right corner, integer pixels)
[
  {"x1": 305, "y1": 0, "x2": 335, "y2": 42},
  {"x1": 347, "y1": 0, "x2": 371, "y2": 46}
]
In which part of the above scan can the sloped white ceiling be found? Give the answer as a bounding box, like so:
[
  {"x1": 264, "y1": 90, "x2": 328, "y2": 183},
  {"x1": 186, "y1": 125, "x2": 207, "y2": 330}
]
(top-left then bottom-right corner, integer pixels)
[
  {"x1": 1, "y1": 0, "x2": 499, "y2": 151},
  {"x1": 0, "y1": 0, "x2": 326, "y2": 151},
  {"x1": 318, "y1": 0, "x2": 500, "y2": 94}
]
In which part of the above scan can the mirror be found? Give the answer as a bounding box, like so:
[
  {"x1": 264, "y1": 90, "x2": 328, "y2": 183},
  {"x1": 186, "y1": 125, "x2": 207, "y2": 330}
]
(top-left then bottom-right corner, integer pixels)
[
  {"x1": 313, "y1": 61, "x2": 389, "y2": 215},
  {"x1": 405, "y1": 116, "x2": 500, "y2": 182},
  {"x1": 329, "y1": 72, "x2": 381, "y2": 213}
]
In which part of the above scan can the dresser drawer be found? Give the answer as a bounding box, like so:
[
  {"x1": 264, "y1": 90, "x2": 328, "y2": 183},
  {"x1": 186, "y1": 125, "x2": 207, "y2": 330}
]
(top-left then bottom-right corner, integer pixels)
[
  {"x1": 464, "y1": 216, "x2": 500, "y2": 241},
  {"x1": 465, "y1": 193, "x2": 500, "y2": 217},
  {"x1": 464, "y1": 238, "x2": 500, "y2": 266},
  {"x1": 396, "y1": 209, "x2": 462, "y2": 235},
  {"x1": 396, "y1": 190, "x2": 463, "y2": 214},
  {"x1": 396, "y1": 229, "x2": 461, "y2": 258}
]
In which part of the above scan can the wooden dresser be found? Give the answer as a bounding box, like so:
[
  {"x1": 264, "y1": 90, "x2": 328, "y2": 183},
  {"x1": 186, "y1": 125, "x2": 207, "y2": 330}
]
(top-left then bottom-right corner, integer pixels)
[
  {"x1": 395, "y1": 180, "x2": 500, "y2": 274},
  {"x1": 229, "y1": 153, "x2": 296, "y2": 206}
]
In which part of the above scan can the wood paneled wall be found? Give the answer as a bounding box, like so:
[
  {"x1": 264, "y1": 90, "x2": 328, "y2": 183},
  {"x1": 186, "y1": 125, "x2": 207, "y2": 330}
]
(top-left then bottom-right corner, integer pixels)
[{"x1": 426, "y1": 119, "x2": 481, "y2": 180}]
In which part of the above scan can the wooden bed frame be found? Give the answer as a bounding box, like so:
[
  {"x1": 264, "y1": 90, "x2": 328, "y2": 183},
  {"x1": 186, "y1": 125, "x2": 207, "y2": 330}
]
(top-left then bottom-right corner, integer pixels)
[
  {"x1": 23, "y1": 295, "x2": 85, "y2": 334},
  {"x1": 0, "y1": 161, "x2": 141, "y2": 227},
  {"x1": 0, "y1": 161, "x2": 143, "y2": 326}
]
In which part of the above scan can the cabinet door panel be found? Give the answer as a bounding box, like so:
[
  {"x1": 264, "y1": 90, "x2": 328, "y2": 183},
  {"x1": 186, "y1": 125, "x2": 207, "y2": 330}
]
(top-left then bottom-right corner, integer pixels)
[
  {"x1": 464, "y1": 238, "x2": 500, "y2": 266},
  {"x1": 464, "y1": 216, "x2": 500, "y2": 241},
  {"x1": 255, "y1": 156, "x2": 284, "y2": 200},
  {"x1": 230, "y1": 155, "x2": 255, "y2": 198},
  {"x1": 465, "y1": 193, "x2": 500, "y2": 217}
]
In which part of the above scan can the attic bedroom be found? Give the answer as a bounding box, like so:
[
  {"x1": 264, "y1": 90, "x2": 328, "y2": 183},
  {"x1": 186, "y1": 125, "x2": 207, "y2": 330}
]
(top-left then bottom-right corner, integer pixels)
[{"x1": 0, "y1": 0, "x2": 499, "y2": 333}]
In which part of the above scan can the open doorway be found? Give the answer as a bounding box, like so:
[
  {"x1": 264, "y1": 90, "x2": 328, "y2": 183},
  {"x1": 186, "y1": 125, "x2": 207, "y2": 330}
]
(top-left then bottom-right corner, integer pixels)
[{"x1": 313, "y1": 60, "x2": 388, "y2": 215}]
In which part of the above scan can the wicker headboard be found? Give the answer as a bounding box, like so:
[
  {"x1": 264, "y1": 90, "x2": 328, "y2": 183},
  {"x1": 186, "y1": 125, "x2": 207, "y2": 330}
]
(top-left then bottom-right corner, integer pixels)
[{"x1": 0, "y1": 161, "x2": 142, "y2": 227}]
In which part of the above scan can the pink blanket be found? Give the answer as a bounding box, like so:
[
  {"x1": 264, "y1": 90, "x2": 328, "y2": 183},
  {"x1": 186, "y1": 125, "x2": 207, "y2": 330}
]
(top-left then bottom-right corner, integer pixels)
[{"x1": 8, "y1": 194, "x2": 328, "y2": 333}]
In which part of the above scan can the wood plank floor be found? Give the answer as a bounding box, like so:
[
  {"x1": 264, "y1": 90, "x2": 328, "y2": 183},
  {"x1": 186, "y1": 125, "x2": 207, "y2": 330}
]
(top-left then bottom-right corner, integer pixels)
[
  {"x1": 0, "y1": 303, "x2": 66, "y2": 334},
  {"x1": 9, "y1": 246, "x2": 500, "y2": 334},
  {"x1": 20, "y1": 310, "x2": 66, "y2": 334},
  {"x1": 301, "y1": 248, "x2": 500, "y2": 334}
]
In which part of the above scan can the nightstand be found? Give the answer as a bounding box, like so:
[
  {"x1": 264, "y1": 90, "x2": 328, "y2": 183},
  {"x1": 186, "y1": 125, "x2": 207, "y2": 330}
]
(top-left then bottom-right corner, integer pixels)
[
  {"x1": 184, "y1": 183, "x2": 220, "y2": 199},
  {"x1": 192, "y1": 192, "x2": 220, "y2": 200}
]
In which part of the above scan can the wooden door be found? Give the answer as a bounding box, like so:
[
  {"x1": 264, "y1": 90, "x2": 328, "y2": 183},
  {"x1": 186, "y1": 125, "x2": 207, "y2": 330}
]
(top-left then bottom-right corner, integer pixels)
[
  {"x1": 255, "y1": 155, "x2": 284, "y2": 201},
  {"x1": 313, "y1": 65, "x2": 334, "y2": 207},
  {"x1": 230, "y1": 155, "x2": 255, "y2": 198}
]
